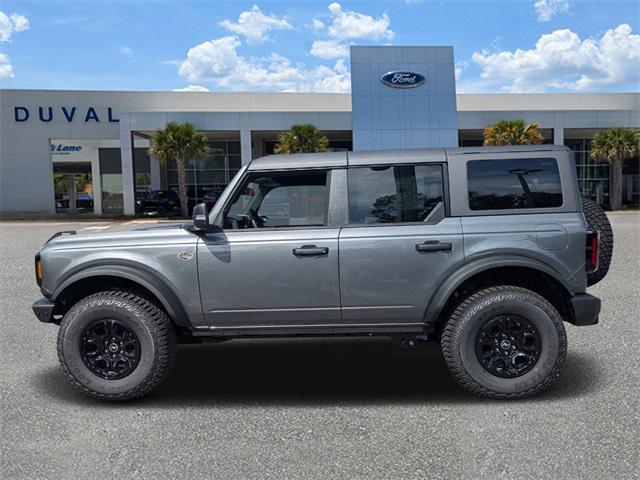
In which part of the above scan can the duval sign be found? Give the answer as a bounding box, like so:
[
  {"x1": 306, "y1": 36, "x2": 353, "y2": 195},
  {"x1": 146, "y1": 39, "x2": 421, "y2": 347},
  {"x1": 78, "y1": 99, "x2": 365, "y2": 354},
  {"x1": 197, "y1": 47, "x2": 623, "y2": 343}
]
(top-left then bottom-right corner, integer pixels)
[
  {"x1": 13, "y1": 106, "x2": 119, "y2": 123},
  {"x1": 381, "y1": 71, "x2": 425, "y2": 88}
]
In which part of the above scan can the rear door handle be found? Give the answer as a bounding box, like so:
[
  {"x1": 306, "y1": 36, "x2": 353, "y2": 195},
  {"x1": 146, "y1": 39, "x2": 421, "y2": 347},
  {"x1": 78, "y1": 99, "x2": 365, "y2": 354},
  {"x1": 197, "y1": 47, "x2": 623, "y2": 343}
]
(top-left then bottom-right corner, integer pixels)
[
  {"x1": 292, "y1": 245, "x2": 329, "y2": 256},
  {"x1": 415, "y1": 241, "x2": 452, "y2": 252}
]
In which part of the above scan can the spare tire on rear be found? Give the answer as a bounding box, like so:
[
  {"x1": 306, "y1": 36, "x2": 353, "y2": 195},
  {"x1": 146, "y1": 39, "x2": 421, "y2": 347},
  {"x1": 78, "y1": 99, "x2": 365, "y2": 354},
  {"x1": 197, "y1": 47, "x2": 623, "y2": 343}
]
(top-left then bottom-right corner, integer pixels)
[{"x1": 581, "y1": 197, "x2": 613, "y2": 286}]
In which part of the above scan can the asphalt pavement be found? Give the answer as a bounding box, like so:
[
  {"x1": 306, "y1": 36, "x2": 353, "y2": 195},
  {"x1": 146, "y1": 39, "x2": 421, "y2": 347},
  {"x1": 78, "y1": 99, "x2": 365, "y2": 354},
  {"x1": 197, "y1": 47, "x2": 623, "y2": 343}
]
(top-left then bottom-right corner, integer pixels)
[{"x1": 1, "y1": 215, "x2": 638, "y2": 479}]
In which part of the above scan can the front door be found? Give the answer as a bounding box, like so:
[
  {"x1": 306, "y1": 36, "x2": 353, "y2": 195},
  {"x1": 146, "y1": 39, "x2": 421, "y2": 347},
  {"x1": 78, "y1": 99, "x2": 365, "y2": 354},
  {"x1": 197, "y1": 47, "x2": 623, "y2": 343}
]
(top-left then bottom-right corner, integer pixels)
[
  {"x1": 338, "y1": 163, "x2": 464, "y2": 326},
  {"x1": 197, "y1": 169, "x2": 341, "y2": 330}
]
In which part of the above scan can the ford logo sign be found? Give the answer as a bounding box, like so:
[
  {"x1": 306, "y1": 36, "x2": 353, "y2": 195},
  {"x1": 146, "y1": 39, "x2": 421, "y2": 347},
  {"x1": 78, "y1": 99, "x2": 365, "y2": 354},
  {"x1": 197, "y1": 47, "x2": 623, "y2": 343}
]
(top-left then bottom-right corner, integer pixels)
[{"x1": 381, "y1": 71, "x2": 425, "y2": 88}]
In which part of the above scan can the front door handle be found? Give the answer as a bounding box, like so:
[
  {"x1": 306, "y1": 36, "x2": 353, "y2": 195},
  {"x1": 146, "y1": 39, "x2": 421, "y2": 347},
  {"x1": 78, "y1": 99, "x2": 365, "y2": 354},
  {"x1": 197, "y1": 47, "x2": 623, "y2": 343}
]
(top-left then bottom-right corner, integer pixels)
[
  {"x1": 292, "y1": 245, "x2": 329, "y2": 256},
  {"x1": 415, "y1": 241, "x2": 452, "y2": 252}
]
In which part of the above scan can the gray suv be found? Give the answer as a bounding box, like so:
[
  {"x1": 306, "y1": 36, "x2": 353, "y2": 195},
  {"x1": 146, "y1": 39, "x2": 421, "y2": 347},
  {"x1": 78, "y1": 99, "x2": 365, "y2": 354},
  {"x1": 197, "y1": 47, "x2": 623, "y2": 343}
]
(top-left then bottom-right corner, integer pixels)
[{"x1": 32, "y1": 146, "x2": 612, "y2": 401}]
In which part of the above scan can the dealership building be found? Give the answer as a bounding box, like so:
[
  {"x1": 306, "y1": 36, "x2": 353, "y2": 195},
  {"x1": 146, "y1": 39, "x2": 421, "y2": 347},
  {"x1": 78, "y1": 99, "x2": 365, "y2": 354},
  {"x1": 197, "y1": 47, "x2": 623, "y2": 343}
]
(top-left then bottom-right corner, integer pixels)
[{"x1": 1, "y1": 45, "x2": 638, "y2": 217}]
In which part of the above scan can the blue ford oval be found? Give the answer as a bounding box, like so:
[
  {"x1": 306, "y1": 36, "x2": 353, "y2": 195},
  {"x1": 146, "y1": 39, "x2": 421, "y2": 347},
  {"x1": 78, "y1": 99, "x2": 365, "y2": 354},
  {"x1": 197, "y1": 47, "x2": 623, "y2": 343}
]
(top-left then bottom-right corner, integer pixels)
[{"x1": 381, "y1": 71, "x2": 426, "y2": 88}]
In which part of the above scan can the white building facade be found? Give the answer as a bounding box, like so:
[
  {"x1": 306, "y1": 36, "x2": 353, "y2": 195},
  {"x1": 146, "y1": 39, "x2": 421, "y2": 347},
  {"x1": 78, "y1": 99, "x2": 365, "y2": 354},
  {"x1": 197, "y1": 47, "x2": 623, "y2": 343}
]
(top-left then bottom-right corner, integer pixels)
[{"x1": 1, "y1": 46, "x2": 638, "y2": 216}]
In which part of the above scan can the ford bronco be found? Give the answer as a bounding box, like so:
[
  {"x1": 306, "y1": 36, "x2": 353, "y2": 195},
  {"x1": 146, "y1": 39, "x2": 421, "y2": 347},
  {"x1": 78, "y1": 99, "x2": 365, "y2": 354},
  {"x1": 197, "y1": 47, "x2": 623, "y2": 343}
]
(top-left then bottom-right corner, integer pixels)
[{"x1": 32, "y1": 146, "x2": 612, "y2": 401}]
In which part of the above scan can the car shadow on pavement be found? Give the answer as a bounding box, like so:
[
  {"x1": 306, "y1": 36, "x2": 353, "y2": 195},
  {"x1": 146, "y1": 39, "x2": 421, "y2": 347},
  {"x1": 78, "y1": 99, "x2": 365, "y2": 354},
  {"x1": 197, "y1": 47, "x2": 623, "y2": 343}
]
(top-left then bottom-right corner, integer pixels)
[{"x1": 34, "y1": 337, "x2": 603, "y2": 407}]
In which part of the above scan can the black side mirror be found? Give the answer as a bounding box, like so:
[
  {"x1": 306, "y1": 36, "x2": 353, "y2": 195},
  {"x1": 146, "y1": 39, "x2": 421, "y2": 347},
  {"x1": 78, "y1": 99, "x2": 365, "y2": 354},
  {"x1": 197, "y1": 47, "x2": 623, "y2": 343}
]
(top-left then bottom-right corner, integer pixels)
[{"x1": 192, "y1": 203, "x2": 209, "y2": 230}]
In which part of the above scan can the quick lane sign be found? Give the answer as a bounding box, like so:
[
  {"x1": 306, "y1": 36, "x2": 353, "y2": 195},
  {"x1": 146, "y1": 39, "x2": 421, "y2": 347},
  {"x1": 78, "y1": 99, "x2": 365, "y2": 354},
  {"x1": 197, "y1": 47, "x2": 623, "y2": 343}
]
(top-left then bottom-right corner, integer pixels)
[
  {"x1": 13, "y1": 106, "x2": 119, "y2": 123},
  {"x1": 51, "y1": 144, "x2": 82, "y2": 155}
]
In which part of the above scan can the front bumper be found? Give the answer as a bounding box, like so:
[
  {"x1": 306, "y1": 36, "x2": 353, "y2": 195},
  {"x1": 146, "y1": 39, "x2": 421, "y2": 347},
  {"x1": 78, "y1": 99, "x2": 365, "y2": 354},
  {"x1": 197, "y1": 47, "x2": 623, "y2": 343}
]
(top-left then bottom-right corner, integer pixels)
[
  {"x1": 32, "y1": 297, "x2": 56, "y2": 323},
  {"x1": 568, "y1": 293, "x2": 601, "y2": 326}
]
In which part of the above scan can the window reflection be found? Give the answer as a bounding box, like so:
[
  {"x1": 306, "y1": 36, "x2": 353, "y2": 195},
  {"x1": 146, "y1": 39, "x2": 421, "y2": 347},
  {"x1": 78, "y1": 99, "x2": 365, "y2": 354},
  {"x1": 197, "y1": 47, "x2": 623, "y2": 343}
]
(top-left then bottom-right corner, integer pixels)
[
  {"x1": 348, "y1": 164, "x2": 444, "y2": 224},
  {"x1": 467, "y1": 158, "x2": 563, "y2": 210}
]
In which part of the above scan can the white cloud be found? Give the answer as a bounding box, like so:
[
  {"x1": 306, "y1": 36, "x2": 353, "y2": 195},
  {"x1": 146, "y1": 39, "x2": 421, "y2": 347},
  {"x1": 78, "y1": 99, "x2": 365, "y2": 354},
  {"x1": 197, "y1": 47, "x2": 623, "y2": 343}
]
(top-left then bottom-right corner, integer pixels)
[
  {"x1": 471, "y1": 24, "x2": 640, "y2": 92},
  {"x1": 0, "y1": 11, "x2": 29, "y2": 43},
  {"x1": 178, "y1": 36, "x2": 243, "y2": 81},
  {"x1": 534, "y1": 0, "x2": 570, "y2": 22},
  {"x1": 454, "y1": 60, "x2": 468, "y2": 81},
  {"x1": 173, "y1": 85, "x2": 210, "y2": 92},
  {"x1": 0, "y1": 52, "x2": 14, "y2": 79},
  {"x1": 219, "y1": 5, "x2": 291, "y2": 45},
  {"x1": 309, "y1": 18, "x2": 325, "y2": 32},
  {"x1": 310, "y1": 39, "x2": 349, "y2": 59},
  {"x1": 309, "y1": 3, "x2": 393, "y2": 59},
  {"x1": 325, "y1": 2, "x2": 393, "y2": 41},
  {"x1": 177, "y1": 35, "x2": 350, "y2": 92}
]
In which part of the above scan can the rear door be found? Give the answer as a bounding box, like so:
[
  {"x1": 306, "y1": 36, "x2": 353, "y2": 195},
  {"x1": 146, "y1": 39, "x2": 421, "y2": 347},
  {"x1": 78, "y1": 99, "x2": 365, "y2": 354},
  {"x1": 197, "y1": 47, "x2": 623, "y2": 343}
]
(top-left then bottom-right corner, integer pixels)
[{"x1": 338, "y1": 161, "x2": 464, "y2": 327}]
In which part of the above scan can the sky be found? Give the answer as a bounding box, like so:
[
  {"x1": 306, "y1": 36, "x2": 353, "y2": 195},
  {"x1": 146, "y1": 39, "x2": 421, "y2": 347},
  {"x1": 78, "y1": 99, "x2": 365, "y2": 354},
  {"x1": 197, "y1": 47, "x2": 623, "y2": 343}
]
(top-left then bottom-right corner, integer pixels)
[{"x1": 0, "y1": 0, "x2": 638, "y2": 93}]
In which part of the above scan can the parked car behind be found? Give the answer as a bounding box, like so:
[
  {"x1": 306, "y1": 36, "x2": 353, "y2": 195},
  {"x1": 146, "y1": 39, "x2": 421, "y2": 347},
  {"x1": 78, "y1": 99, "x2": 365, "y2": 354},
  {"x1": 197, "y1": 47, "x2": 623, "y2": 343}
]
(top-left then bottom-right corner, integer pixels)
[{"x1": 136, "y1": 190, "x2": 181, "y2": 216}]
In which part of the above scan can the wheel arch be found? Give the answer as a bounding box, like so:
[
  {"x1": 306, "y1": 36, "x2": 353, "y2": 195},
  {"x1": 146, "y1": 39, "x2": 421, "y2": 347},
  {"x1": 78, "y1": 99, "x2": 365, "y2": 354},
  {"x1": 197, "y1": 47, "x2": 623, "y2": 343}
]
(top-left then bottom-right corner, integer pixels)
[
  {"x1": 52, "y1": 266, "x2": 191, "y2": 328},
  {"x1": 424, "y1": 257, "x2": 574, "y2": 331}
]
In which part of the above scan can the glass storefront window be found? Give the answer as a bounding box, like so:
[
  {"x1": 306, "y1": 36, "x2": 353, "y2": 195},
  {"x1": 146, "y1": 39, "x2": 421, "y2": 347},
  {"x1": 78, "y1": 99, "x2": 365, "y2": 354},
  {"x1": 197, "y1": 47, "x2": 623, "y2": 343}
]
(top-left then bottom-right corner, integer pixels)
[
  {"x1": 165, "y1": 140, "x2": 241, "y2": 210},
  {"x1": 565, "y1": 137, "x2": 611, "y2": 207},
  {"x1": 53, "y1": 164, "x2": 94, "y2": 214},
  {"x1": 99, "y1": 148, "x2": 124, "y2": 214}
]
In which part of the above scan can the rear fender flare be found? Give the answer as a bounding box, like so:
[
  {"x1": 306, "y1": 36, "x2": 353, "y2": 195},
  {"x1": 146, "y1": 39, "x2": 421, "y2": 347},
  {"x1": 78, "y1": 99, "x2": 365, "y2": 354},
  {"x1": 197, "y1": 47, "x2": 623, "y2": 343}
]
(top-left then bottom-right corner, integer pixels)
[{"x1": 424, "y1": 255, "x2": 573, "y2": 327}]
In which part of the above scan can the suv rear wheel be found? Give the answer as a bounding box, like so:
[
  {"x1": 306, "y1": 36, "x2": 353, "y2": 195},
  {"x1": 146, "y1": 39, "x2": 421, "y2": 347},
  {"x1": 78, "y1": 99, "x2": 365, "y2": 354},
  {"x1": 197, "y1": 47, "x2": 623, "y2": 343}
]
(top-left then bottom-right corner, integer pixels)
[
  {"x1": 57, "y1": 290, "x2": 176, "y2": 401},
  {"x1": 441, "y1": 286, "x2": 567, "y2": 399}
]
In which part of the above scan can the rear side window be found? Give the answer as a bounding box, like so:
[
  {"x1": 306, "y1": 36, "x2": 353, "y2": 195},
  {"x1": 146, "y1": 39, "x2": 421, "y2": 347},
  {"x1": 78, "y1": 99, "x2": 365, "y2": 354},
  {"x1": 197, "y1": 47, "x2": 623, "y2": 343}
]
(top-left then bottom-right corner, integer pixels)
[
  {"x1": 348, "y1": 164, "x2": 444, "y2": 224},
  {"x1": 467, "y1": 158, "x2": 563, "y2": 210}
]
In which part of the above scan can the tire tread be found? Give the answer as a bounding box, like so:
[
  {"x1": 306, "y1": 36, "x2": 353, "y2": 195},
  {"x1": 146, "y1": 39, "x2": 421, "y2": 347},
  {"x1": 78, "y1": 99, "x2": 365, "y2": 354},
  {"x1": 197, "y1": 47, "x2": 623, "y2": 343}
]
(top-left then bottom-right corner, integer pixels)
[
  {"x1": 57, "y1": 290, "x2": 177, "y2": 401},
  {"x1": 441, "y1": 285, "x2": 567, "y2": 400},
  {"x1": 582, "y1": 197, "x2": 613, "y2": 286}
]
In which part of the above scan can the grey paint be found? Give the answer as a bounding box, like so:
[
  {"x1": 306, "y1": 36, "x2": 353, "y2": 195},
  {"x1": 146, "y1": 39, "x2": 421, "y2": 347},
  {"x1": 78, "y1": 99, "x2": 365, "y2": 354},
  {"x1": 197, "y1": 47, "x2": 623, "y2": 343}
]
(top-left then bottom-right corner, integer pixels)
[
  {"x1": 197, "y1": 228, "x2": 341, "y2": 328},
  {"x1": 339, "y1": 218, "x2": 464, "y2": 324},
  {"x1": 348, "y1": 148, "x2": 445, "y2": 166},
  {"x1": 36, "y1": 145, "x2": 592, "y2": 337},
  {"x1": 248, "y1": 151, "x2": 347, "y2": 171},
  {"x1": 40, "y1": 226, "x2": 205, "y2": 326}
]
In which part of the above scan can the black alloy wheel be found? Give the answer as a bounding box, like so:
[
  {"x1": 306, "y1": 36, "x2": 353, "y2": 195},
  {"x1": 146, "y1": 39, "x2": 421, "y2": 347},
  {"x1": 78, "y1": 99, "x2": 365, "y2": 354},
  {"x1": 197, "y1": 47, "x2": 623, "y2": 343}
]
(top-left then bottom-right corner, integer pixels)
[
  {"x1": 475, "y1": 315, "x2": 541, "y2": 378},
  {"x1": 80, "y1": 319, "x2": 141, "y2": 380},
  {"x1": 441, "y1": 285, "x2": 567, "y2": 399}
]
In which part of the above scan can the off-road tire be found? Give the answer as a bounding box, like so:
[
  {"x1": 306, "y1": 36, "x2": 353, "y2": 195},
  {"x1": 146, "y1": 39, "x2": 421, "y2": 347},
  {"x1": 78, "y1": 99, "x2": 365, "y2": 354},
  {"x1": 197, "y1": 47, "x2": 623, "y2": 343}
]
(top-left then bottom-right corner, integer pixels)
[
  {"x1": 581, "y1": 197, "x2": 613, "y2": 286},
  {"x1": 57, "y1": 290, "x2": 177, "y2": 401},
  {"x1": 441, "y1": 286, "x2": 567, "y2": 400}
]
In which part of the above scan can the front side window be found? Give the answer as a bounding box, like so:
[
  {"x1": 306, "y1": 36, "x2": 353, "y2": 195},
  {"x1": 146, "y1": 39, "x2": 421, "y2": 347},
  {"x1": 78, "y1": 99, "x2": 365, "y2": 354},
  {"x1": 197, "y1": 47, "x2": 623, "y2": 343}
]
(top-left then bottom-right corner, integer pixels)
[
  {"x1": 467, "y1": 158, "x2": 563, "y2": 210},
  {"x1": 348, "y1": 164, "x2": 444, "y2": 224},
  {"x1": 224, "y1": 171, "x2": 328, "y2": 229}
]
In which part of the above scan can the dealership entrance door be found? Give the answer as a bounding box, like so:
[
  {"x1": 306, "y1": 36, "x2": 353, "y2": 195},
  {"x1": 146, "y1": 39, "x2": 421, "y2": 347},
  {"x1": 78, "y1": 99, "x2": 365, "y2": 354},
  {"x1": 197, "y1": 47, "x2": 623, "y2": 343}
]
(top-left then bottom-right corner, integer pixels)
[{"x1": 53, "y1": 162, "x2": 94, "y2": 214}]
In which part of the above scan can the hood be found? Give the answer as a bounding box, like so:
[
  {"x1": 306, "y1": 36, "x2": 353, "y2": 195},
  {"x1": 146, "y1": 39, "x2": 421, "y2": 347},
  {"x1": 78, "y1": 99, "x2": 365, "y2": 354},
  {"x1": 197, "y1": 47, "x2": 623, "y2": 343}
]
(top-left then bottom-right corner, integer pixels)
[
  {"x1": 40, "y1": 223, "x2": 197, "y2": 251},
  {"x1": 128, "y1": 222, "x2": 187, "y2": 232}
]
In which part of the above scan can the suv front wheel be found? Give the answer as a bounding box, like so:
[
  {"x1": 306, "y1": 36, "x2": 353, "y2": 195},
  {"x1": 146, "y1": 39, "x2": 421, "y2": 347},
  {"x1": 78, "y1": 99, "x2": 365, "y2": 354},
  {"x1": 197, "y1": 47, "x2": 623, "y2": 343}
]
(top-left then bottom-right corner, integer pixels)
[
  {"x1": 441, "y1": 286, "x2": 567, "y2": 399},
  {"x1": 57, "y1": 290, "x2": 177, "y2": 401}
]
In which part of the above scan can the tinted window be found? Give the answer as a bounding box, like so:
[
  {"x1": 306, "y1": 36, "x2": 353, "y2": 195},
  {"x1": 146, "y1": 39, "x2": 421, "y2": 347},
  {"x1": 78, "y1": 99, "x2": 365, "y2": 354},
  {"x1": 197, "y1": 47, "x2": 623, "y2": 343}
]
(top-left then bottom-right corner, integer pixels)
[
  {"x1": 225, "y1": 171, "x2": 328, "y2": 228},
  {"x1": 348, "y1": 164, "x2": 444, "y2": 224},
  {"x1": 467, "y1": 158, "x2": 563, "y2": 210}
]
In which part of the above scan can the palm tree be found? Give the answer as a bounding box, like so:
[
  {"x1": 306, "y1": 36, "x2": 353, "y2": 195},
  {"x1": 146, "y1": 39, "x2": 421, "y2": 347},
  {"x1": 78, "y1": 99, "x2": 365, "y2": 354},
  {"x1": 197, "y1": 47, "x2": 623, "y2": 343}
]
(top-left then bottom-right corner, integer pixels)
[
  {"x1": 148, "y1": 121, "x2": 209, "y2": 218},
  {"x1": 274, "y1": 124, "x2": 329, "y2": 154},
  {"x1": 483, "y1": 119, "x2": 544, "y2": 146},
  {"x1": 590, "y1": 127, "x2": 640, "y2": 210}
]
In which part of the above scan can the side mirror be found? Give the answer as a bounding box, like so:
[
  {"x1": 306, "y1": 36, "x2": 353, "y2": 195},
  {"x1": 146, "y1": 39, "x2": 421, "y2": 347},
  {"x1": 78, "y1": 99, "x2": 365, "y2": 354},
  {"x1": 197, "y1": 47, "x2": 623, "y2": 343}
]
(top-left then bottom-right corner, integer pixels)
[{"x1": 192, "y1": 203, "x2": 209, "y2": 230}]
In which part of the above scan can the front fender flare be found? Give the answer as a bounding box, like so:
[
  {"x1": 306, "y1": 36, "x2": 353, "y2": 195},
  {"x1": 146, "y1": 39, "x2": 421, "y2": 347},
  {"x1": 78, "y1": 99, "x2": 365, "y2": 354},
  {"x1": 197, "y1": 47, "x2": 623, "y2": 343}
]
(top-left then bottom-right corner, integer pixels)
[
  {"x1": 423, "y1": 255, "x2": 573, "y2": 328},
  {"x1": 52, "y1": 263, "x2": 191, "y2": 328}
]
